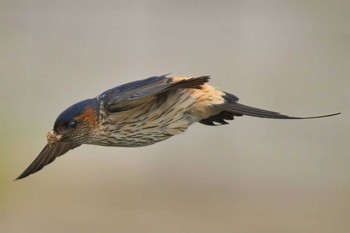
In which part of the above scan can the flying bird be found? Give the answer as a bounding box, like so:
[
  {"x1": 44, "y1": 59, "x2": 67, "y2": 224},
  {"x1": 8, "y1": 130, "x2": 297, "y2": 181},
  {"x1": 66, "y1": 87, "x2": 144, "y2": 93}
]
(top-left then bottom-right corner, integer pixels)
[{"x1": 16, "y1": 75, "x2": 340, "y2": 179}]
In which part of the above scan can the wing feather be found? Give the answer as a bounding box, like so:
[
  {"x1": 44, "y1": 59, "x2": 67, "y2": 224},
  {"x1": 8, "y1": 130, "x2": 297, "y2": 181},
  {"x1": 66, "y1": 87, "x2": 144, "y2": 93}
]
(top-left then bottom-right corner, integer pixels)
[
  {"x1": 16, "y1": 142, "x2": 81, "y2": 180},
  {"x1": 101, "y1": 75, "x2": 209, "y2": 112}
]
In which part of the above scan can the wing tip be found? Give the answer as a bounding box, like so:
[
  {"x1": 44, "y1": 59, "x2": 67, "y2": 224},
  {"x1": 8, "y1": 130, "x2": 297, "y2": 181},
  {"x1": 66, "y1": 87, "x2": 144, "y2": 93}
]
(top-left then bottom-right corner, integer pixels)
[
  {"x1": 15, "y1": 142, "x2": 81, "y2": 180},
  {"x1": 15, "y1": 170, "x2": 33, "y2": 180},
  {"x1": 14, "y1": 174, "x2": 27, "y2": 181},
  {"x1": 15, "y1": 162, "x2": 45, "y2": 181},
  {"x1": 170, "y1": 76, "x2": 210, "y2": 89}
]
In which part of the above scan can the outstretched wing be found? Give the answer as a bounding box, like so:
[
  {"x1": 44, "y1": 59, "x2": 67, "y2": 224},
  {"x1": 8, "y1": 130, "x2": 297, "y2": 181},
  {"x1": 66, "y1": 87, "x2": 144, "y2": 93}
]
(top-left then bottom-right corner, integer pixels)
[
  {"x1": 100, "y1": 75, "x2": 210, "y2": 112},
  {"x1": 16, "y1": 142, "x2": 81, "y2": 180}
]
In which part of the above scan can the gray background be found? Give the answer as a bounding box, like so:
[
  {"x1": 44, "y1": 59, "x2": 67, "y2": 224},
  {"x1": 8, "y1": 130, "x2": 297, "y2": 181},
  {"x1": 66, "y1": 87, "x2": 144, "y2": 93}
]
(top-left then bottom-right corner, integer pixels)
[{"x1": 1, "y1": 1, "x2": 349, "y2": 233}]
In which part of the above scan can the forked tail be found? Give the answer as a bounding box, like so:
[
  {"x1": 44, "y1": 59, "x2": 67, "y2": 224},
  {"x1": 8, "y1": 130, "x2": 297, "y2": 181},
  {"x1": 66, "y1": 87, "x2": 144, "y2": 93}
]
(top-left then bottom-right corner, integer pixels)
[
  {"x1": 199, "y1": 92, "x2": 340, "y2": 126},
  {"x1": 216, "y1": 102, "x2": 340, "y2": 119}
]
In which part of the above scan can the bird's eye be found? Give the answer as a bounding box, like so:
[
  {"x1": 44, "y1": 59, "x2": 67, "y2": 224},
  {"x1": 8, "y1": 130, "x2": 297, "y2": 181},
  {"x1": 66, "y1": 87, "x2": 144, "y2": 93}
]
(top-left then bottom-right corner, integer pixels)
[{"x1": 67, "y1": 120, "x2": 78, "y2": 129}]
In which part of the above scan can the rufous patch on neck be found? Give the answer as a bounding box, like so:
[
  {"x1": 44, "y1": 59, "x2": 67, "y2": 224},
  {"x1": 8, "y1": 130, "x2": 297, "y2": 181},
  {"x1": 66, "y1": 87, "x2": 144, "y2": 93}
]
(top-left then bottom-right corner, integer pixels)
[{"x1": 75, "y1": 106, "x2": 98, "y2": 129}]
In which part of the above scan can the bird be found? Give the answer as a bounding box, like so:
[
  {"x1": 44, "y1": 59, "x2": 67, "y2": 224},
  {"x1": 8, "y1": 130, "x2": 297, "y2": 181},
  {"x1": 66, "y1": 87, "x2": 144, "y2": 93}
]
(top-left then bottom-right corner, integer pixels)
[{"x1": 16, "y1": 75, "x2": 340, "y2": 180}]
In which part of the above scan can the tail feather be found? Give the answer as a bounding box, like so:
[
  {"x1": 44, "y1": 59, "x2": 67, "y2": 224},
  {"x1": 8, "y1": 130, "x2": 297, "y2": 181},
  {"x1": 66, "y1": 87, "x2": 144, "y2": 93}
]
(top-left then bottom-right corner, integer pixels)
[
  {"x1": 199, "y1": 91, "x2": 340, "y2": 126},
  {"x1": 216, "y1": 102, "x2": 340, "y2": 120}
]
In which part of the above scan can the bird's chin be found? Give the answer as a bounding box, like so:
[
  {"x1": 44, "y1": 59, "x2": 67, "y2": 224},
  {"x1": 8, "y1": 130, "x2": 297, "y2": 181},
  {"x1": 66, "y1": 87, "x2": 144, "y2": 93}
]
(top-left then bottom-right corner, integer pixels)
[{"x1": 47, "y1": 130, "x2": 63, "y2": 146}]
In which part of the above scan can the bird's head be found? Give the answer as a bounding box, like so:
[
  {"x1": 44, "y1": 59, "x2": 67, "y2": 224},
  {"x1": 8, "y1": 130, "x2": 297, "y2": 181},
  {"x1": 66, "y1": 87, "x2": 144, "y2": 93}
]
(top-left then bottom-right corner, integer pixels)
[{"x1": 48, "y1": 98, "x2": 99, "y2": 145}]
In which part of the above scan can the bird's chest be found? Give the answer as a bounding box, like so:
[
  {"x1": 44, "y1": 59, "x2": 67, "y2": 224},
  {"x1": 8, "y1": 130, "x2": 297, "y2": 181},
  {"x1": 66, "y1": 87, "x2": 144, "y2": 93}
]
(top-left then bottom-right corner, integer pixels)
[{"x1": 93, "y1": 94, "x2": 196, "y2": 147}]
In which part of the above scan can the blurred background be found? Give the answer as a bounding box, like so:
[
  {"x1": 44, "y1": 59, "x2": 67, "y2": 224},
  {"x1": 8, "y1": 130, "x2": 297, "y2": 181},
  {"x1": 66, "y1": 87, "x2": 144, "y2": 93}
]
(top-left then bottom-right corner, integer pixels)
[{"x1": 1, "y1": 0, "x2": 349, "y2": 232}]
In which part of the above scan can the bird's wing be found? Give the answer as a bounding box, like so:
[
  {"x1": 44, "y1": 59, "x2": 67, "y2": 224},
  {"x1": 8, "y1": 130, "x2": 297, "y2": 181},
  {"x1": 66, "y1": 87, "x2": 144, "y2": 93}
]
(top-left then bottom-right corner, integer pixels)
[
  {"x1": 101, "y1": 75, "x2": 209, "y2": 112},
  {"x1": 16, "y1": 142, "x2": 81, "y2": 180}
]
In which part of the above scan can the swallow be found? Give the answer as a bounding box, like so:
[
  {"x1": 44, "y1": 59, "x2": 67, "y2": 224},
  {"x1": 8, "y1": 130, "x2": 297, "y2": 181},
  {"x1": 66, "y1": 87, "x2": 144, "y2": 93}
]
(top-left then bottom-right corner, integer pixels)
[{"x1": 16, "y1": 75, "x2": 340, "y2": 180}]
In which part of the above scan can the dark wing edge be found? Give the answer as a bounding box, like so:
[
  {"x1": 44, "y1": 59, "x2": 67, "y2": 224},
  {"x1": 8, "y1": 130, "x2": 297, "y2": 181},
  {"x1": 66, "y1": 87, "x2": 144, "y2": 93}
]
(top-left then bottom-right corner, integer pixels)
[
  {"x1": 106, "y1": 75, "x2": 210, "y2": 112},
  {"x1": 16, "y1": 142, "x2": 81, "y2": 180}
]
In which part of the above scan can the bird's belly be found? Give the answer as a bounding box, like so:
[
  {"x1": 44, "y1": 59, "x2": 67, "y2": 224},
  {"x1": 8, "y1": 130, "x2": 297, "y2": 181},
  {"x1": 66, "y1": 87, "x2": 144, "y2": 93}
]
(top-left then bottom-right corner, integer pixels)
[
  {"x1": 93, "y1": 122, "x2": 191, "y2": 147},
  {"x1": 94, "y1": 112, "x2": 194, "y2": 147},
  {"x1": 106, "y1": 130, "x2": 174, "y2": 147}
]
